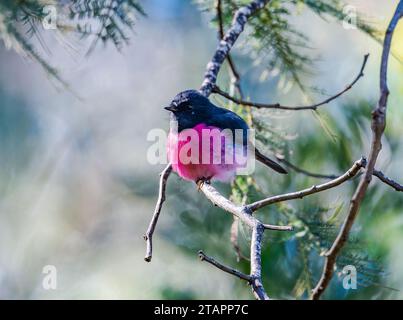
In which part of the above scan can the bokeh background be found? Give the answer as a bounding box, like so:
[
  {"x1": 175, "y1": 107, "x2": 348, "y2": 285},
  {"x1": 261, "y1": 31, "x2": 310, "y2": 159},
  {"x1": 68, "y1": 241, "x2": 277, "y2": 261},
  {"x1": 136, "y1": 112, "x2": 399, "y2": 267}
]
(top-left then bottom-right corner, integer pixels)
[{"x1": 0, "y1": 0, "x2": 402, "y2": 299}]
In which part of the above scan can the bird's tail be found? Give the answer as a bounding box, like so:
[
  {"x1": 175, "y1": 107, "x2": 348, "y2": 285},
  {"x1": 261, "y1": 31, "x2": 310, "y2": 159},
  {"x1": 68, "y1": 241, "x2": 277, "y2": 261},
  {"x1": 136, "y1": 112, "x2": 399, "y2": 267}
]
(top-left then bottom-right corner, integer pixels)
[{"x1": 255, "y1": 148, "x2": 288, "y2": 174}]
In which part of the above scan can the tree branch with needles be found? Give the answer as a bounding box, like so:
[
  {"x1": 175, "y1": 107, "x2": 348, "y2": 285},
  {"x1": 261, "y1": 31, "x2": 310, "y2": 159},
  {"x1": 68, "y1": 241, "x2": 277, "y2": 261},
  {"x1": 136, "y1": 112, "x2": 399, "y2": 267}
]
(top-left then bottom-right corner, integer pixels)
[
  {"x1": 212, "y1": 54, "x2": 369, "y2": 111},
  {"x1": 278, "y1": 156, "x2": 403, "y2": 193},
  {"x1": 311, "y1": 1, "x2": 403, "y2": 300},
  {"x1": 200, "y1": 0, "x2": 272, "y2": 97},
  {"x1": 215, "y1": 0, "x2": 244, "y2": 98},
  {"x1": 279, "y1": 157, "x2": 403, "y2": 192},
  {"x1": 247, "y1": 157, "x2": 367, "y2": 212},
  {"x1": 144, "y1": 0, "x2": 403, "y2": 300},
  {"x1": 215, "y1": 0, "x2": 248, "y2": 262}
]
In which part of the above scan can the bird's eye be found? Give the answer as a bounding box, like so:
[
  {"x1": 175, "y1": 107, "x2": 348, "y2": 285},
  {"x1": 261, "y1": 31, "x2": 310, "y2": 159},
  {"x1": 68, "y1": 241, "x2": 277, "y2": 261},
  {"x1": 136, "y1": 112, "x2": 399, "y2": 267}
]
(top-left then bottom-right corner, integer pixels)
[{"x1": 179, "y1": 102, "x2": 192, "y2": 111}]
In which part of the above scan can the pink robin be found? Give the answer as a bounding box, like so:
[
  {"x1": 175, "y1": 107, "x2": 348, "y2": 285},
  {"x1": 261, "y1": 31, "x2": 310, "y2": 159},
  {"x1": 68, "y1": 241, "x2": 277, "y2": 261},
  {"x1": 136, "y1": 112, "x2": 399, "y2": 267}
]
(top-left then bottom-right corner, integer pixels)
[{"x1": 165, "y1": 90, "x2": 287, "y2": 184}]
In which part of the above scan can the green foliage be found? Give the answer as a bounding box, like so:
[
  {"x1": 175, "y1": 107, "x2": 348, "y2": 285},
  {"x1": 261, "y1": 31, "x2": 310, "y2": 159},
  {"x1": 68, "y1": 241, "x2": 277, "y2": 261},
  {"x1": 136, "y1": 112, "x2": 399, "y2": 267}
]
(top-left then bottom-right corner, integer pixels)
[
  {"x1": 0, "y1": 0, "x2": 145, "y2": 83},
  {"x1": 160, "y1": 286, "x2": 197, "y2": 300},
  {"x1": 196, "y1": 0, "x2": 378, "y2": 89},
  {"x1": 196, "y1": 0, "x2": 383, "y2": 298},
  {"x1": 70, "y1": 0, "x2": 146, "y2": 55},
  {"x1": 0, "y1": 0, "x2": 393, "y2": 300}
]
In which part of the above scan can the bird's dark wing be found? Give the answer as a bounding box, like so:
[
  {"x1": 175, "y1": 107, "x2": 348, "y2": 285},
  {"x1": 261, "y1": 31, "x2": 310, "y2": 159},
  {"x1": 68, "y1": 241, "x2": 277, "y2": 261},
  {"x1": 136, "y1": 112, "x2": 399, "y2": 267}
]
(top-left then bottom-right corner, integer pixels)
[
  {"x1": 204, "y1": 107, "x2": 249, "y2": 131},
  {"x1": 206, "y1": 105, "x2": 287, "y2": 175}
]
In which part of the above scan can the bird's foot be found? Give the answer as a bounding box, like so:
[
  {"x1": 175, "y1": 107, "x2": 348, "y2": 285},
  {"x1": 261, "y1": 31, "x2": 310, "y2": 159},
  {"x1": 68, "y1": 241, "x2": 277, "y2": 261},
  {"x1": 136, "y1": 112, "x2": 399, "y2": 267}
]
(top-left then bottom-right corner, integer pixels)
[{"x1": 196, "y1": 178, "x2": 211, "y2": 191}]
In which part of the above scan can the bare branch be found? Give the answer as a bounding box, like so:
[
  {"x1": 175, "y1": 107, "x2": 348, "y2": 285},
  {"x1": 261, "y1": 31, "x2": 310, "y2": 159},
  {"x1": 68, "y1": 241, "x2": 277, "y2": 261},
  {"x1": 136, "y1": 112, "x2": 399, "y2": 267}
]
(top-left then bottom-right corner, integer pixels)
[
  {"x1": 215, "y1": 0, "x2": 225, "y2": 40},
  {"x1": 215, "y1": 0, "x2": 244, "y2": 98},
  {"x1": 247, "y1": 158, "x2": 367, "y2": 212},
  {"x1": 198, "y1": 250, "x2": 252, "y2": 282},
  {"x1": 199, "y1": 181, "x2": 259, "y2": 228},
  {"x1": 373, "y1": 170, "x2": 403, "y2": 192},
  {"x1": 146, "y1": 0, "x2": 273, "y2": 300},
  {"x1": 311, "y1": 2, "x2": 403, "y2": 300},
  {"x1": 147, "y1": 0, "x2": 403, "y2": 301},
  {"x1": 249, "y1": 224, "x2": 270, "y2": 300},
  {"x1": 200, "y1": 0, "x2": 271, "y2": 96},
  {"x1": 276, "y1": 157, "x2": 339, "y2": 180},
  {"x1": 198, "y1": 181, "x2": 281, "y2": 300},
  {"x1": 212, "y1": 54, "x2": 369, "y2": 111},
  {"x1": 279, "y1": 157, "x2": 403, "y2": 193},
  {"x1": 144, "y1": 164, "x2": 172, "y2": 262},
  {"x1": 216, "y1": 0, "x2": 249, "y2": 262},
  {"x1": 263, "y1": 224, "x2": 293, "y2": 231}
]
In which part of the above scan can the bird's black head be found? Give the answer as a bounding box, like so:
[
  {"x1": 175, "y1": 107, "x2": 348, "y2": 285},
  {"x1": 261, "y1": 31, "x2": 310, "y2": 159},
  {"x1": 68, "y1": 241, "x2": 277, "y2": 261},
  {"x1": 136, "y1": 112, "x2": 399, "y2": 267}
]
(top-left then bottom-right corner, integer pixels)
[
  {"x1": 165, "y1": 90, "x2": 211, "y2": 113},
  {"x1": 165, "y1": 90, "x2": 213, "y2": 131}
]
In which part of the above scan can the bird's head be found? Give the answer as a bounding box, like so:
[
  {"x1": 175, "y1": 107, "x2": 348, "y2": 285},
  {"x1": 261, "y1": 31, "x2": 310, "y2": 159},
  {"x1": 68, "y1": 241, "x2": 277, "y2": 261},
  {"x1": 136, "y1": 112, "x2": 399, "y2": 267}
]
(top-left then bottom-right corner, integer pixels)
[
  {"x1": 165, "y1": 90, "x2": 212, "y2": 130},
  {"x1": 165, "y1": 90, "x2": 210, "y2": 114}
]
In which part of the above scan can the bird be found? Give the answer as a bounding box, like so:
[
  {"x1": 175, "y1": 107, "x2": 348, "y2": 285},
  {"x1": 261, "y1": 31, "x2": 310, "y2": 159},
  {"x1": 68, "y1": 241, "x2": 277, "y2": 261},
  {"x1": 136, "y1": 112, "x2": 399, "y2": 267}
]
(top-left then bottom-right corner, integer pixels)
[{"x1": 165, "y1": 89, "x2": 287, "y2": 183}]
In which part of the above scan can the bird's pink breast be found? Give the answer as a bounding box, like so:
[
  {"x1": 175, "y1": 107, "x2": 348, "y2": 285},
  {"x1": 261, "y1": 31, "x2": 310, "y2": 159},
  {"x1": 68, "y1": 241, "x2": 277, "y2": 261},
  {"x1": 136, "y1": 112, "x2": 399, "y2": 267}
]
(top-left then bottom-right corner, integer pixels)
[{"x1": 167, "y1": 123, "x2": 240, "y2": 182}]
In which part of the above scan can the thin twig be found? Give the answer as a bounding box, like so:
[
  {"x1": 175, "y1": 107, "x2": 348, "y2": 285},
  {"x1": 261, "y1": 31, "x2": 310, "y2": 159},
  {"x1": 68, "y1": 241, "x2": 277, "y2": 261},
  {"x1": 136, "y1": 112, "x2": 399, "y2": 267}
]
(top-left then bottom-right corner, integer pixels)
[
  {"x1": 200, "y1": 0, "x2": 271, "y2": 96},
  {"x1": 199, "y1": 181, "x2": 275, "y2": 300},
  {"x1": 198, "y1": 250, "x2": 252, "y2": 282},
  {"x1": 212, "y1": 54, "x2": 369, "y2": 111},
  {"x1": 247, "y1": 158, "x2": 367, "y2": 212},
  {"x1": 276, "y1": 157, "x2": 339, "y2": 180},
  {"x1": 311, "y1": 2, "x2": 403, "y2": 300},
  {"x1": 147, "y1": 0, "x2": 402, "y2": 302},
  {"x1": 216, "y1": 0, "x2": 248, "y2": 261},
  {"x1": 263, "y1": 224, "x2": 293, "y2": 231},
  {"x1": 145, "y1": 1, "x2": 273, "y2": 301},
  {"x1": 279, "y1": 157, "x2": 403, "y2": 193},
  {"x1": 215, "y1": 0, "x2": 244, "y2": 98},
  {"x1": 373, "y1": 170, "x2": 403, "y2": 192},
  {"x1": 144, "y1": 164, "x2": 172, "y2": 262},
  {"x1": 196, "y1": 0, "x2": 275, "y2": 300}
]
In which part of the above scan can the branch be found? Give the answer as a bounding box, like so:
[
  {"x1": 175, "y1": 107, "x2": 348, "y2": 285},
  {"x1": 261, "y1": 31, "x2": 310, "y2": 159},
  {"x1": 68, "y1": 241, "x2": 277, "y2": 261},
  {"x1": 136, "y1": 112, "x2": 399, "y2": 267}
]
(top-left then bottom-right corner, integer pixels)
[
  {"x1": 276, "y1": 157, "x2": 339, "y2": 180},
  {"x1": 147, "y1": 0, "x2": 402, "y2": 301},
  {"x1": 198, "y1": 250, "x2": 252, "y2": 282},
  {"x1": 263, "y1": 224, "x2": 293, "y2": 231},
  {"x1": 196, "y1": 0, "x2": 276, "y2": 300},
  {"x1": 212, "y1": 54, "x2": 369, "y2": 111},
  {"x1": 250, "y1": 224, "x2": 269, "y2": 300},
  {"x1": 145, "y1": 1, "x2": 272, "y2": 300},
  {"x1": 216, "y1": 0, "x2": 248, "y2": 262},
  {"x1": 144, "y1": 164, "x2": 172, "y2": 262},
  {"x1": 247, "y1": 158, "x2": 367, "y2": 212},
  {"x1": 278, "y1": 157, "x2": 403, "y2": 192},
  {"x1": 198, "y1": 181, "x2": 292, "y2": 300},
  {"x1": 311, "y1": 2, "x2": 403, "y2": 300},
  {"x1": 373, "y1": 170, "x2": 403, "y2": 192},
  {"x1": 215, "y1": 0, "x2": 244, "y2": 98},
  {"x1": 200, "y1": 0, "x2": 271, "y2": 96}
]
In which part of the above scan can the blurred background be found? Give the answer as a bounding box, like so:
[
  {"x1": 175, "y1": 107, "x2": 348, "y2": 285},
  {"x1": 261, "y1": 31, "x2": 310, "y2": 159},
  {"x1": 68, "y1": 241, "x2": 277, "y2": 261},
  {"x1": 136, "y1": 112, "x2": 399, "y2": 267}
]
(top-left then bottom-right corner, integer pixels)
[{"x1": 0, "y1": 0, "x2": 402, "y2": 299}]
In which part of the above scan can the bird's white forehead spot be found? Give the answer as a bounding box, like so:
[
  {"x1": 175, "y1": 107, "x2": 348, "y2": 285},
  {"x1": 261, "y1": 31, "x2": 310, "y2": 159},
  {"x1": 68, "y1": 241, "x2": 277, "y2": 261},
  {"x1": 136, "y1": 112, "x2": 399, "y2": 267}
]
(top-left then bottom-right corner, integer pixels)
[{"x1": 181, "y1": 98, "x2": 189, "y2": 103}]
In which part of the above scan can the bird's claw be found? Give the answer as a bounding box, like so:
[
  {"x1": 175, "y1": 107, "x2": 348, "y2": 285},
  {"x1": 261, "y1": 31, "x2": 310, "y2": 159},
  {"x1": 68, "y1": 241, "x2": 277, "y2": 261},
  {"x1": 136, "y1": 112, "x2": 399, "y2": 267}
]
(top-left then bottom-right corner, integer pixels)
[
  {"x1": 196, "y1": 178, "x2": 210, "y2": 191},
  {"x1": 196, "y1": 179, "x2": 204, "y2": 191}
]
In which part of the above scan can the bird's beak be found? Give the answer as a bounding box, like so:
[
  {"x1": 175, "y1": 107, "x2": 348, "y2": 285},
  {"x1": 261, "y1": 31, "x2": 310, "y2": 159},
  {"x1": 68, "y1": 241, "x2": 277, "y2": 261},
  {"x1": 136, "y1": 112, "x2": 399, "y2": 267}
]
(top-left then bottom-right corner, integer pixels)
[{"x1": 164, "y1": 105, "x2": 176, "y2": 112}]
